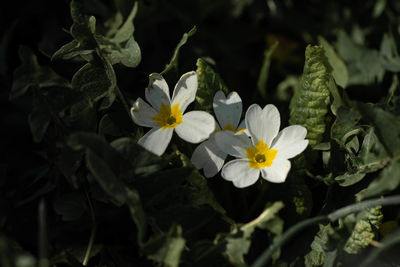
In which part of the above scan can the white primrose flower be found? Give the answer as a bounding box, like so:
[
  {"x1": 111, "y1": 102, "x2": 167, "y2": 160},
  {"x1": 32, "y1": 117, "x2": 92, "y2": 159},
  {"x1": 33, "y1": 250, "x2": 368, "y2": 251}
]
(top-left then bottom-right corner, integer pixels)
[
  {"x1": 215, "y1": 104, "x2": 309, "y2": 188},
  {"x1": 191, "y1": 91, "x2": 246, "y2": 178},
  {"x1": 130, "y1": 71, "x2": 215, "y2": 156}
]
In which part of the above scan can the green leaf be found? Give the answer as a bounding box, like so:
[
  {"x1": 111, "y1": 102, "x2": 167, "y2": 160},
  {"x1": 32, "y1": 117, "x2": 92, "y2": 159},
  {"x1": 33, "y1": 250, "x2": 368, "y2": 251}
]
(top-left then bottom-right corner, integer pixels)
[
  {"x1": 51, "y1": 39, "x2": 93, "y2": 61},
  {"x1": 289, "y1": 45, "x2": 331, "y2": 147},
  {"x1": 318, "y1": 36, "x2": 348, "y2": 88},
  {"x1": 304, "y1": 224, "x2": 338, "y2": 267},
  {"x1": 331, "y1": 106, "x2": 361, "y2": 145},
  {"x1": 195, "y1": 58, "x2": 229, "y2": 112},
  {"x1": 357, "y1": 103, "x2": 400, "y2": 157},
  {"x1": 336, "y1": 30, "x2": 385, "y2": 85},
  {"x1": 142, "y1": 225, "x2": 186, "y2": 267},
  {"x1": 335, "y1": 173, "x2": 366, "y2": 187},
  {"x1": 68, "y1": 132, "x2": 128, "y2": 205},
  {"x1": 380, "y1": 33, "x2": 400, "y2": 72},
  {"x1": 257, "y1": 41, "x2": 278, "y2": 98},
  {"x1": 53, "y1": 192, "x2": 86, "y2": 221},
  {"x1": 110, "y1": 137, "x2": 166, "y2": 176},
  {"x1": 161, "y1": 26, "x2": 197, "y2": 75},
  {"x1": 69, "y1": 0, "x2": 97, "y2": 49},
  {"x1": 110, "y1": 2, "x2": 138, "y2": 44},
  {"x1": 11, "y1": 46, "x2": 70, "y2": 99},
  {"x1": 219, "y1": 202, "x2": 284, "y2": 265},
  {"x1": 343, "y1": 206, "x2": 383, "y2": 254},
  {"x1": 356, "y1": 157, "x2": 400, "y2": 200},
  {"x1": 71, "y1": 53, "x2": 116, "y2": 105},
  {"x1": 28, "y1": 92, "x2": 52, "y2": 143}
]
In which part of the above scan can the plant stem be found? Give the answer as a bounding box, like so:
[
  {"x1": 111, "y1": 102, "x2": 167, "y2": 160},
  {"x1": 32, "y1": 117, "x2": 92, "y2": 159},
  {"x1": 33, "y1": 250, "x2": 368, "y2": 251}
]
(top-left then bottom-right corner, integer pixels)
[
  {"x1": 83, "y1": 192, "x2": 96, "y2": 266},
  {"x1": 115, "y1": 85, "x2": 131, "y2": 116}
]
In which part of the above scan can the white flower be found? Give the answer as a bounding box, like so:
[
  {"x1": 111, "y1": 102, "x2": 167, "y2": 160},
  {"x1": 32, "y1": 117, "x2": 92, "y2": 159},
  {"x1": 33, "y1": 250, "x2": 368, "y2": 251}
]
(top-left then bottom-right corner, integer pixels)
[
  {"x1": 191, "y1": 91, "x2": 246, "y2": 178},
  {"x1": 215, "y1": 104, "x2": 308, "y2": 188},
  {"x1": 130, "y1": 71, "x2": 215, "y2": 156}
]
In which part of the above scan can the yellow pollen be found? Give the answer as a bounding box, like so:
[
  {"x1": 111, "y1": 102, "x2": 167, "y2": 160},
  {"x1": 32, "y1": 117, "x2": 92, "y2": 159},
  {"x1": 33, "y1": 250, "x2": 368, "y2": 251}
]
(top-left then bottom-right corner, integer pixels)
[
  {"x1": 246, "y1": 140, "x2": 278, "y2": 169},
  {"x1": 152, "y1": 103, "x2": 183, "y2": 130}
]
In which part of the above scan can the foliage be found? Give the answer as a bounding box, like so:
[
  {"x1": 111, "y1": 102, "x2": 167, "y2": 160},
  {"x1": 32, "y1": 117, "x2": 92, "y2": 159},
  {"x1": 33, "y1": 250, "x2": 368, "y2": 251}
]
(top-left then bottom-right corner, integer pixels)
[{"x1": 2, "y1": 0, "x2": 400, "y2": 266}]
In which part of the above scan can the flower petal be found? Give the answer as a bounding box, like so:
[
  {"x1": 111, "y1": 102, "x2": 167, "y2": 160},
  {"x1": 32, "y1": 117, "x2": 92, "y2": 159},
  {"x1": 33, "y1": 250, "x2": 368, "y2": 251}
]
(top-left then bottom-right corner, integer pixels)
[
  {"x1": 191, "y1": 135, "x2": 226, "y2": 178},
  {"x1": 171, "y1": 71, "x2": 197, "y2": 113},
  {"x1": 213, "y1": 91, "x2": 242, "y2": 129},
  {"x1": 145, "y1": 73, "x2": 171, "y2": 111},
  {"x1": 246, "y1": 104, "x2": 280, "y2": 147},
  {"x1": 221, "y1": 159, "x2": 260, "y2": 188},
  {"x1": 175, "y1": 111, "x2": 215, "y2": 143},
  {"x1": 138, "y1": 127, "x2": 173, "y2": 156},
  {"x1": 214, "y1": 131, "x2": 251, "y2": 158},
  {"x1": 130, "y1": 97, "x2": 158, "y2": 127},
  {"x1": 272, "y1": 125, "x2": 309, "y2": 159},
  {"x1": 260, "y1": 157, "x2": 291, "y2": 183}
]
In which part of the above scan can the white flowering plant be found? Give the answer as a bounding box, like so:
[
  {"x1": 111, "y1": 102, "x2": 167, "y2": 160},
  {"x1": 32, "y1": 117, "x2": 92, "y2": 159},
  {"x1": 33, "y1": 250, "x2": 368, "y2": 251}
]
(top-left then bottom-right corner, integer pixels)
[{"x1": 5, "y1": 0, "x2": 400, "y2": 267}]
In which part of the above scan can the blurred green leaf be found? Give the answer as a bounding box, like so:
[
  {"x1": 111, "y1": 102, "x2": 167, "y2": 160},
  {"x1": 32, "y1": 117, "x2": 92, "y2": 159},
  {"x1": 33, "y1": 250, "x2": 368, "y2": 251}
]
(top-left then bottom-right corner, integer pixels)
[
  {"x1": 161, "y1": 26, "x2": 197, "y2": 75},
  {"x1": 68, "y1": 132, "x2": 128, "y2": 205},
  {"x1": 142, "y1": 225, "x2": 185, "y2": 267},
  {"x1": 257, "y1": 41, "x2": 278, "y2": 98},
  {"x1": 11, "y1": 46, "x2": 70, "y2": 99},
  {"x1": 336, "y1": 30, "x2": 385, "y2": 85},
  {"x1": 218, "y1": 202, "x2": 284, "y2": 265},
  {"x1": 318, "y1": 36, "x2": 348, "y2": 88},
  {"x1": 380, "y1": 33, "x2": 400, "y2": 72},
  {"x1": 53, "y1": 192, "x2": 86, "y2": 221},
  {"x1": 357, "y1": 103, "x2": 400, "y2": 157},
  {"x1": 195, "y1": 58, "x2": 229, "y2": 112},
  {"x1": 289, "y1": 45, "x2": 331, "y2": 147}
]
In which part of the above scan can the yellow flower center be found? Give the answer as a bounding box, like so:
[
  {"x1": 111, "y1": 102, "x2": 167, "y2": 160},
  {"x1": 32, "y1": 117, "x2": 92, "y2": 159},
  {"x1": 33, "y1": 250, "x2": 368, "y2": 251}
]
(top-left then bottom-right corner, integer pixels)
[
  {"x1": 215, "y1": 123, "x2": 246, "y2": 133},
  {"x1": 246, "y1": 140, "x2": 278, "y2": 169},
  {"x1": 152, "y1": 103, "x2": 183, "y2": 130}
]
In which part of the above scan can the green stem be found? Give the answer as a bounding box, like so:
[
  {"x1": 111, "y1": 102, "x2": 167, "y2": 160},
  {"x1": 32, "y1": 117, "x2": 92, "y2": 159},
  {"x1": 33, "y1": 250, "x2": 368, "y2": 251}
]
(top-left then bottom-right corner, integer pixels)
[
  {"x1": 251, "y1": 195, "x2": 400, "y2": 267},
  {"x1": 251, "y1": 215, "x2": 328, "y2": 267},
  {"x1": 83, "y1": 192, "x2": 97, "y2": 266},
  {"x1": 115, "y1": 85, "x2": 131, "y2": 116}
]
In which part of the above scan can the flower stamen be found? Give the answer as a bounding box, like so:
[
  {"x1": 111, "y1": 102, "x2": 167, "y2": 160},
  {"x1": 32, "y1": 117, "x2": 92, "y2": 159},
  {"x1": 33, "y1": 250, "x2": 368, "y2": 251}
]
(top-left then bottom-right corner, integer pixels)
[
  {"x1": 152, "y1": 103, "x2": 183, "y2": 130},
  {"x1": 246, "y1": 140, "x2": 278, "y2": 168}
]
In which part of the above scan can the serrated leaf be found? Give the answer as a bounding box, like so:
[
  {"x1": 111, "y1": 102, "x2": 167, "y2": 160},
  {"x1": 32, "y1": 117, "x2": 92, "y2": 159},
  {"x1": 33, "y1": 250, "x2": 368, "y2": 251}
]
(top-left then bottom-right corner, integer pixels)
[
  {"x1": 304, "y1": 224, "x2": 338, "y2": 267},
  {"x1": 11, "y1": 46, "x2": 70, "y2": 99},
  {"x1": 161, "y1": 26, "x2": 197, "y2": 75},
  {"x1": 344, "y1": 206, "x2": 383, "y2": 254},
  {"x1": 289, "y1": 45, "x2": 331, "y2": 147},
  {"x1": 195, "y1": 58, "x2": 229, "y2": 112},
  {"x1": 318, "y1": 36, "x2": 348, "y2": 88}
]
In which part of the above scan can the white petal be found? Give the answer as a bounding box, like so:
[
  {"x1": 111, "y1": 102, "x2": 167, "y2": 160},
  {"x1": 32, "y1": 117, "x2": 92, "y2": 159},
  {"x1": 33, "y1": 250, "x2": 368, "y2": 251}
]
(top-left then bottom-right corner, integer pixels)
[
  {"x1": 272, "y1": 125, "x2": 309, "y2": 159},
  {"x1": 145, "y1": 73, "x2": 171, "y2": 111},
  {"x1": 221, "y1": 159, "x2": 260, "y2": 188},
  {"x1": 130, "y1": 97, "x2": 158, "y2": 127},
  {"x1": 213, "y1": 91, "x2": 242, "y2": 129},
  {"x1": 175, "y1": 111, "x2": 215, "y2": 143},
  {"x1": 260, "y1": 157, "x2": 291, "y2": 183},
  {"x1": 214, "y1": 131, "x2": 251, "y2": 158},
  {"x1": 171, "y1": 71, "x2": 197, "y2": 113},
  {"x1": 245, "y1": 104, "x2": 280, "y2": 147},
  {"x1": 191, "y1": 135, "x2": 226, "y2": 178},
  {"x1": 138, "y1": 127, "x2": 173, "y2": 156}
]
